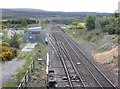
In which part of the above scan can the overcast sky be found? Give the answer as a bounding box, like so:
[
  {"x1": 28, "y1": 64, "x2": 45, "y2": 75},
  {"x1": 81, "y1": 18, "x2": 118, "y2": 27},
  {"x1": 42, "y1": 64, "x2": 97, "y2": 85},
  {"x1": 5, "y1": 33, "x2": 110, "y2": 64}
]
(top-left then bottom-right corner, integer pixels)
[{"x1": 0, "y1": 0, "x2": 119, "y2": 13}]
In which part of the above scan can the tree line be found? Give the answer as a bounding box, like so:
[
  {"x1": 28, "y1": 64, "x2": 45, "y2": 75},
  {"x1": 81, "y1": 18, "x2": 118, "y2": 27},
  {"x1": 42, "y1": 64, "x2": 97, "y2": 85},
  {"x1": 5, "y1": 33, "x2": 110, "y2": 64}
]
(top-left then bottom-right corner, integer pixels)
[
  {"x1": 84, "y1": 14, "x2": 120, "y2": 35},
  {"x1": 2, "y1": 19, "x2": 39, "y2": 28}
]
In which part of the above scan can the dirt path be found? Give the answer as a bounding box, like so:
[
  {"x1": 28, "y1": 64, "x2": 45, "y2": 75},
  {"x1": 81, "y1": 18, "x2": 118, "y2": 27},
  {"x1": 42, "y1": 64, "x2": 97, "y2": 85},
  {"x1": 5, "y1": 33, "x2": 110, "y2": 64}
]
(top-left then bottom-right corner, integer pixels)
[
  {"x1": 1, "y1": 58, "x2": 26, "y2": 83},
  {"x1": 1, "y1": 43, "x2": 37, "y2": 84}
]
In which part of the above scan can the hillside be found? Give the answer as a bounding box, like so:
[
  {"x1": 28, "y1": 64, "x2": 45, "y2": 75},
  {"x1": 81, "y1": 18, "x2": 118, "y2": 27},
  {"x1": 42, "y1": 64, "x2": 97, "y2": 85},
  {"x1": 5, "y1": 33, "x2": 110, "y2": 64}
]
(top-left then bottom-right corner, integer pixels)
[{"x1": 1, "y1": 8, "x2": 112, "y2": 19}]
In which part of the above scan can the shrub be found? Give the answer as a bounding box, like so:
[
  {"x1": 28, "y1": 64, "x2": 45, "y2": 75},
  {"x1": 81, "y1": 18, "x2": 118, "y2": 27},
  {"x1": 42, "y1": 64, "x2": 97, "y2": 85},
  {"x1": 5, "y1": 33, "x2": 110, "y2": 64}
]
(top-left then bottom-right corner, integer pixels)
[
  {"x1": 85, "y1": 14, "x2": 96, "y2": 30},
  {"x1": 2, "y1": 50, "x2": 14, "y2": 61},
  {"x1": 1, "y1": 42, "x2": 17, "y2": 61},
  {"x1": 2, "y1": 42, "x2": 10, "y2": 47}
]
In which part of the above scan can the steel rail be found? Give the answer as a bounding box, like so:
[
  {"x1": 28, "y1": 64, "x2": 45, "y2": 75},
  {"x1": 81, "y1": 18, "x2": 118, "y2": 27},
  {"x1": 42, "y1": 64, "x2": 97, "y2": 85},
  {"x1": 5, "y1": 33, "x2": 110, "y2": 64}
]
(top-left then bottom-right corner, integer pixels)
[
  {"x1": 56, "y1": 41, "x2": 74, "y2": 88},
  {"x1": 53, "y1": 32, "x2": 85, "y2": 88},
  {"x1": 61, "y1": 30, "x2": 117, "y2": 89},
  {"x1": 49, "y1": 24, "x2": 117, "y2": 88},
  {"x1": 56, "y1": 33, "x2": 86, "y2": 87},
  {"x1": 60, "y1": 41, "x2": 86, "y2": 88},
  {"x1": 60, "y1": 32, "x2": 103, "y2": 88},
  {"x1": 49, "y1": 37, "x2": 73, "y2": 88}
]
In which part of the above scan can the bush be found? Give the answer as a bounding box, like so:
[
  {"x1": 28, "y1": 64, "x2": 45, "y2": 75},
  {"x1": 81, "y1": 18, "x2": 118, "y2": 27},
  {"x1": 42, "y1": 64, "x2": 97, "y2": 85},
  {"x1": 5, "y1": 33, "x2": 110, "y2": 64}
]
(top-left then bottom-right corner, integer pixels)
[
  {"x1": 1, "y1": 42, "x2": 17, "y2": 61},
  {"x1": 10, "y1": 33, "x2": 20, "y2": 49},
  {"x1": 98, "y1": 16, "x2": 119, "y2": 35},
  {"x1": 2, "y1": 42, "x2": 10, "y2": 47},
  {"x1": 2, "y1": 50, "x2": 14, "y2": 61},
  {"x1": 85, "y1": 14, "x2": 96, "y2": 30}
]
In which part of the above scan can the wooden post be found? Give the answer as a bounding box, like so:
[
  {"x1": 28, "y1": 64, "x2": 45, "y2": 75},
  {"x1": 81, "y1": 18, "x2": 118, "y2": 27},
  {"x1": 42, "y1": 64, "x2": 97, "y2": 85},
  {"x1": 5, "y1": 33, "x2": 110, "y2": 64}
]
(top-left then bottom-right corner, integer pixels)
[
  {"x1": 20, "y1": 82, "x2": 23, "y2": 89},
  {"x1": 28, "y1": 69, "x2": 30, "y2": 81},
  {"x1": 30, "y1": 66, "x2": 32, "y2": 75},
  {"x1": 17, "y1": 60, "x2": 35, "y2": 89},
  {"x1": 31, "y1": 61, "x2": 33, "y2": 72},
  {"x1": 24, "y1": 75, "x2": 27, "y2": 87},
  {"x1": 33, "y1": 60, "x2": 34, "y2": 70}
]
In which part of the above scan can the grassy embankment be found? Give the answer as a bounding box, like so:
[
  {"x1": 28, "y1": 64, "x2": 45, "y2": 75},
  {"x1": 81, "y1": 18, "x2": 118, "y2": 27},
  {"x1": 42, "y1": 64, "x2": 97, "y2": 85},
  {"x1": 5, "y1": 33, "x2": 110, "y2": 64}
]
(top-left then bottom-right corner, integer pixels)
[{"x1": 62, "y1": 24, "x2": 118, "y2": 53}]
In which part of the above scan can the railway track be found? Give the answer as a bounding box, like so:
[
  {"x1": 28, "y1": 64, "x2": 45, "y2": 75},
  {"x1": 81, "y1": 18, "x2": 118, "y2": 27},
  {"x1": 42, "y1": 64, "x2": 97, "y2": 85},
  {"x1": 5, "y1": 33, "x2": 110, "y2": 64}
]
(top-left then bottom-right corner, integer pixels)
[
  {"x1": 56, "y1": 35, "x2": 86, "y2": 88},
  {"x1": 48, "y1": 23, "x2": 117, "y2": 89},
  {"x1": 49, "y1": 34, "x2": 85, "y2": 88}
]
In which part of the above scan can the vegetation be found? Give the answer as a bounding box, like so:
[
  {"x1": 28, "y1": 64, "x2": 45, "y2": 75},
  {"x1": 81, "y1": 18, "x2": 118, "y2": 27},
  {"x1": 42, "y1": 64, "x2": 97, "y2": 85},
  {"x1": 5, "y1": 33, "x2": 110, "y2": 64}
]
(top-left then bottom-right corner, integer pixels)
[
  {"x1": 23, "y1": 27, "x2": 28, "y2": 33},
  {"x1": 1, "y1": 29, "x2": 22, "y2": 61},
  {"x1": 1, "y1": 8, "x2": 119, "y2": 87},
  {"x1": 26, "y1": 42, "x2": 48, "y2": 87},
  {"x1": 63, "y1": 13, "x2": 119, "y2": 53},
  {"x1": 85, "y1": 14, "x2": 96, "y2": 30},
  {"x1": 2, "y1": 19, "x2": 39, "y2": 28},
  {"x1": 10, "y1": 32, "x2": 21, "y2": 49},
  {"x1": 2, "y1": 29, "x2": 8, "y2": 41},
  {"x1": 2, "y1": 42, "x2": 48, "y2": 87},
  {"x1": 1, "y1": 42, "x2": 17, "y2": 61},
  {"x1": 71, "y1": 22, "x2": 85, "y2": 29},
  {"x1": 40, "y1": 19, "x2": 50, "y2": 28}
]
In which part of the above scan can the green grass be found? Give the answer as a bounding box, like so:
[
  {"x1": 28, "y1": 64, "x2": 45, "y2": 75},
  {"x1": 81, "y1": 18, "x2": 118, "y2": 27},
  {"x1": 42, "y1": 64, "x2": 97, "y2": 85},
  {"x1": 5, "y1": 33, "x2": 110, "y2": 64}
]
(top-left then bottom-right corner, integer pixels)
[
  {"x1": 16, "y1": 42, "x2": 28, "y2": 60},
  {"x1": 64, "y1": 25, "x2": 99, "y2": 42},
  {"x1": 26, "y1": 42, "x2": 48, "y2": 87},
  {"x1": 19, "y1": 42, "x2": 27, "y2": 50},
  {"x1": 17, "y1": 52, "x2": 30, "y2": 60},
  {"x1": 65, "y1": 28, "x2": 86, "y2": 42},
  {"x1": 2, "y1": 42, "x2": 48, "y2": 87},
  {"x1": 33, "y1": 42, "x2": 48, "y2": 73},
  {"x1": 62, "y1": 25, "x2": 113, "y2": 53}
]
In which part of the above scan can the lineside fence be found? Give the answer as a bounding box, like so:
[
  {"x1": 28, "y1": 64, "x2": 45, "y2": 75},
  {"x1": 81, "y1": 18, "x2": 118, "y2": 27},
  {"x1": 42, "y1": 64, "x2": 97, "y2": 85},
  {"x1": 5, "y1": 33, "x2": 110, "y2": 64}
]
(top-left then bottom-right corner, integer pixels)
[{"x1": 17, "y1": 60, "x2": 34, "y2": 89}]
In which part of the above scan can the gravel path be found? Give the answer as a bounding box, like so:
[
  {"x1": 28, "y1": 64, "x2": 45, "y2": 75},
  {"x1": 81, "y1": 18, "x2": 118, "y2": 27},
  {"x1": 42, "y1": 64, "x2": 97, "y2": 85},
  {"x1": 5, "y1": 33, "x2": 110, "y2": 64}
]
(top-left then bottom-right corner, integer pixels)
[
  {"x1": 1, "y1": 42, "x2": 37, "y2": 84},
  {"x1": 21, "y1": 43, "x2": 37, "y2": 52},
  {"x1": 1, "y1": 58, "x2": 26, "y2": 83}
]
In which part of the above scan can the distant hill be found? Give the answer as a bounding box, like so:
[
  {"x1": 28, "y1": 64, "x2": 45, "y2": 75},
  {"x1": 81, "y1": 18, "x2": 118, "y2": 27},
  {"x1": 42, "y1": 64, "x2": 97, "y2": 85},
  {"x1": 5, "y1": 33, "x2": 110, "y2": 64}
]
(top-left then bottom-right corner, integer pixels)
[
  {"x1": 1, "y1": 8, "x2": 112, "y2": 19},
  {"x1": 2, "y1": 8, "x2": 46, "y2": 13}
]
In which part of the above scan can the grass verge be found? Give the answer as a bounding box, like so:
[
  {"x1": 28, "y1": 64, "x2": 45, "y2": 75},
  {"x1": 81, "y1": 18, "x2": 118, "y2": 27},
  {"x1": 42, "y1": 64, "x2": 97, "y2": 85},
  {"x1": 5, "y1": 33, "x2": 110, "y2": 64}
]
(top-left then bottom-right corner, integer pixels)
[{"x1": 27, "y1": 42, "x2": 48, "y2": 87}]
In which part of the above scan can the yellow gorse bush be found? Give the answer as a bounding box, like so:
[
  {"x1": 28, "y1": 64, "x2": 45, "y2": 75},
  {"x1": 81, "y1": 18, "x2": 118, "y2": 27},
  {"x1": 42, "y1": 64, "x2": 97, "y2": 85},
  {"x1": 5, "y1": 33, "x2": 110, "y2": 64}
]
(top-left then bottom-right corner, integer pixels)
[
  {"x1": 2, "y1": 42, "x2": 10, "y2": 47},
  {"x1": 1, "y1": 42, "x2": 16, "y2": 61}
]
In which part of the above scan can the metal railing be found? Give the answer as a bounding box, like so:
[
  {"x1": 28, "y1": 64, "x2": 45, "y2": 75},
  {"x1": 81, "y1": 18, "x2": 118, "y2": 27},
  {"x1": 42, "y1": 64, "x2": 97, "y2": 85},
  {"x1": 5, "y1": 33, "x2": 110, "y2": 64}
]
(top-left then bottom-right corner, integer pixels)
[{"x1": 17, "y1": 60, "x2": 34, "y2": 89}]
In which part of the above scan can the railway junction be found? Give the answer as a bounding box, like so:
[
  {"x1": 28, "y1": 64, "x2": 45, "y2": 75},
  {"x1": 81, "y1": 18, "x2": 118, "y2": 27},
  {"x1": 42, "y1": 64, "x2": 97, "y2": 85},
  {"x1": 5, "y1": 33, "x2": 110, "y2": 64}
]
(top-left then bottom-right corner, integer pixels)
[{"x1": 45, "y1": 22, "x2": 118, "y2": 89}]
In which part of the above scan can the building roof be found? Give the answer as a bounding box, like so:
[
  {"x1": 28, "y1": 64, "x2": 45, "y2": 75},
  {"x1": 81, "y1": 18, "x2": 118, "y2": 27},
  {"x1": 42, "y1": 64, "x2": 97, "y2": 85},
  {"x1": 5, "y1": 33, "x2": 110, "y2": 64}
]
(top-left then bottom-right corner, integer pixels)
[{"x1": 28, "y1": 27, "x2": 42, "y2": 32}]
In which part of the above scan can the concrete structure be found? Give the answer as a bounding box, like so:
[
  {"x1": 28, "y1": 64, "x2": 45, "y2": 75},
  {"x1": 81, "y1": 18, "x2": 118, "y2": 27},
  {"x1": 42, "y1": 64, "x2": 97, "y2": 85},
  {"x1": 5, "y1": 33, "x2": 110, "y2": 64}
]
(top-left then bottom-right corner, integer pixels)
[{"x1": 23, "y1": 27, "x2": 46, "y2": 43}]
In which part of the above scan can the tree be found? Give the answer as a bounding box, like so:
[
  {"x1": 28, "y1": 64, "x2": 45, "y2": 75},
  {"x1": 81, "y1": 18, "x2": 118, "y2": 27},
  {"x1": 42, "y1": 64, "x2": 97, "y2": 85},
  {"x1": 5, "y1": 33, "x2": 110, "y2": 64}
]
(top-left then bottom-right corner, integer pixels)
[
  {"x1": 99, "y1": 16, "x2": 120, "y2": 35},
  {"x1": 2, "y1": 29, "x2": 8, "y2": 41},
  {"x1": 21, "y1": 19, "x2": 27, "y2": 27},
  {"x1": 10, "y1": 32, "x2": 20, "y2": 49},
  {"x1": 98, "y1": 17, "x2": 110, "y2": 28},
  {"x1": 23, "y1": 28, "x2": 28, "y2": 33},
  {"x1": 85, "y1": 14, "x2": 96, "y2": 30}
]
